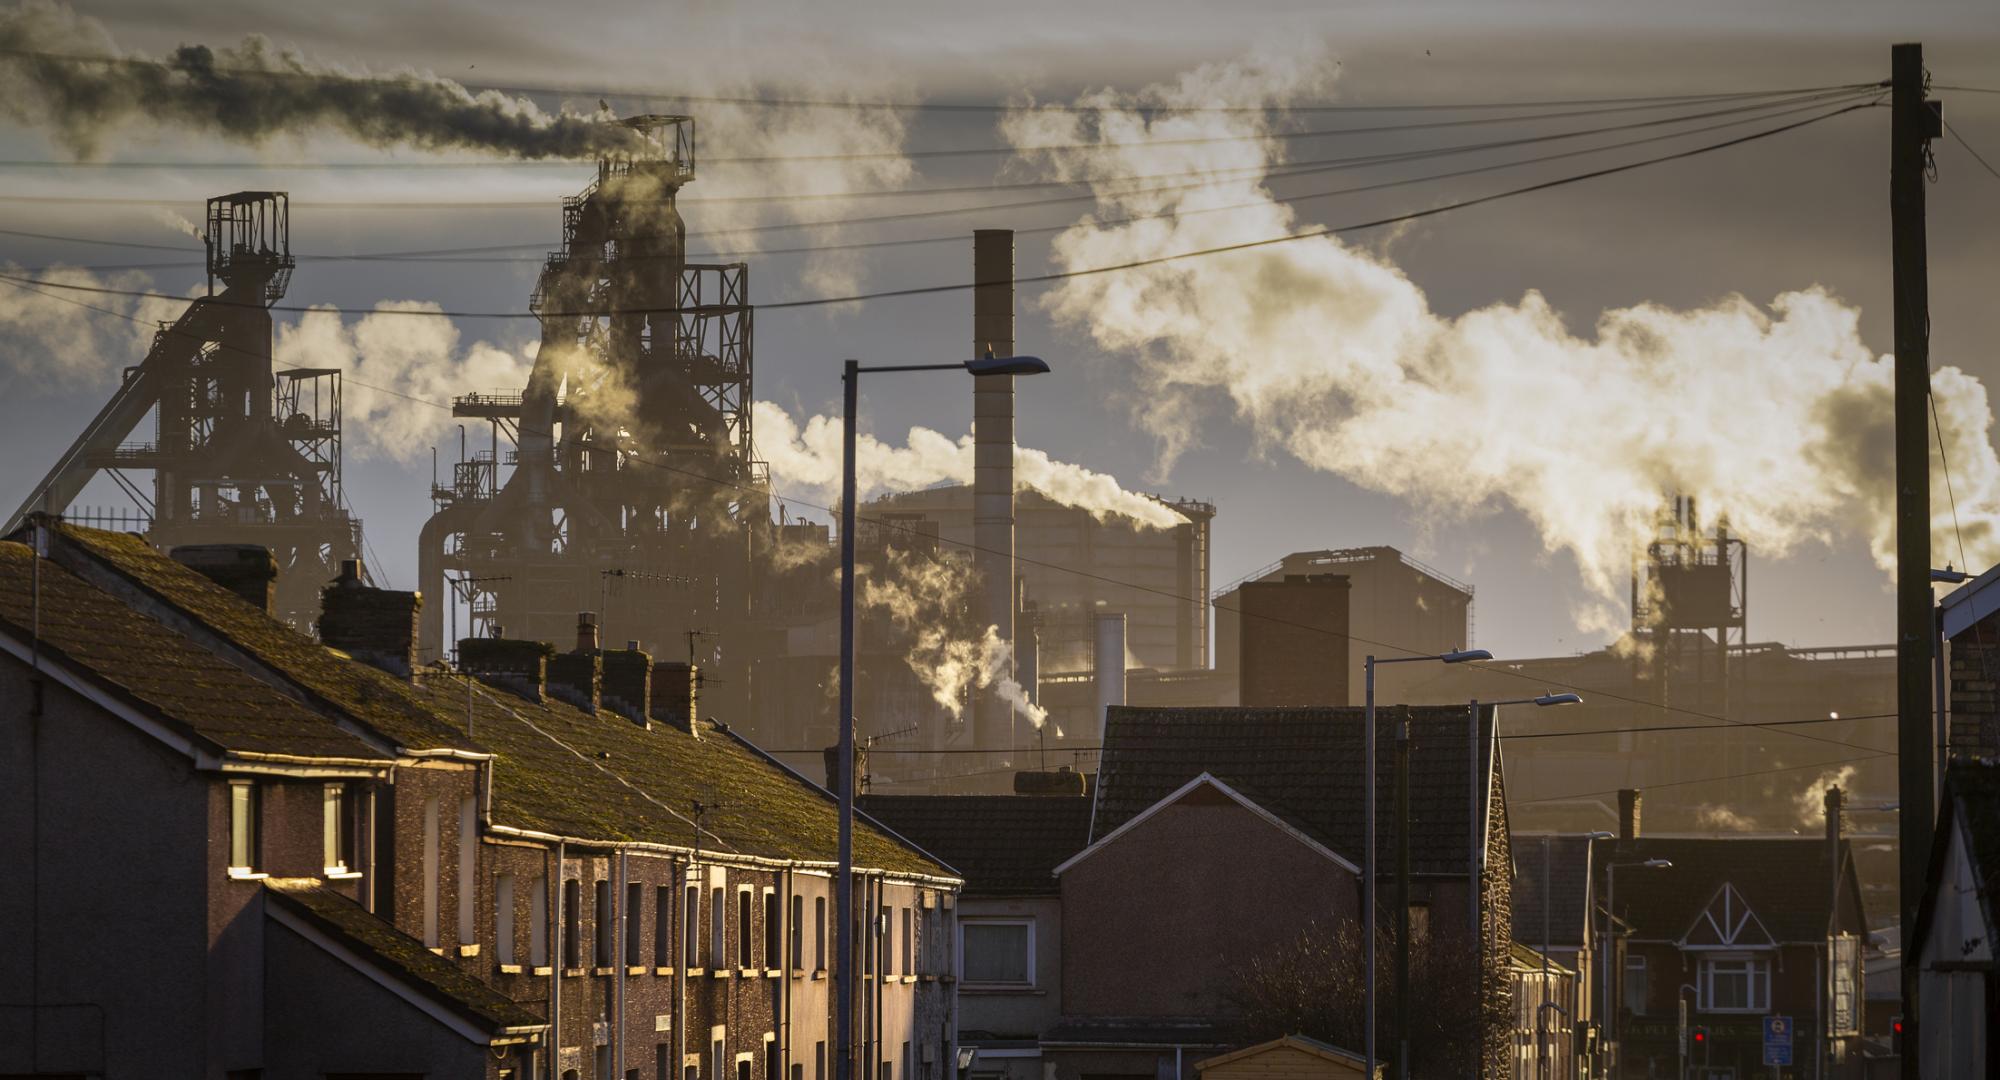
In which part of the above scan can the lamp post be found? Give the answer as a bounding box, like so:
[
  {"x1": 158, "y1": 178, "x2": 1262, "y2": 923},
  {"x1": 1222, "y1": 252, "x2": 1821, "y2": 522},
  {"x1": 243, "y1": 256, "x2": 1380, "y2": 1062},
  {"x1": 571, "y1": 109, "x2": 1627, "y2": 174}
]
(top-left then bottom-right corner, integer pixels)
[
  {"x1": 837, "y1": 353, "x2": 1049, "y2": 1080},
  {"x1": 1601, "y1": 858, "x2": 1671, "y2": 1080},
  {"x1": 1364, "y1": 647, "x2": 1489, "y2": 1080}
]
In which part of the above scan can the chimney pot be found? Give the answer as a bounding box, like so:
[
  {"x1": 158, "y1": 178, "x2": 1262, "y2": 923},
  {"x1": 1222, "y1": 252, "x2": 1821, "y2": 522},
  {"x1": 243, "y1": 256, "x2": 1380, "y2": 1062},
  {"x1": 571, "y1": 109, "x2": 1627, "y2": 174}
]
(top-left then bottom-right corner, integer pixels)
[
  {"x1": 575, "y1": 611, "x2": 600, "y2": 654},
  {"x1": 337, "y1": 558, "x2": 362, "y2": 586},
  {"x1": 1618, "y1": 788, "x2": 1642, "y2": 841}
]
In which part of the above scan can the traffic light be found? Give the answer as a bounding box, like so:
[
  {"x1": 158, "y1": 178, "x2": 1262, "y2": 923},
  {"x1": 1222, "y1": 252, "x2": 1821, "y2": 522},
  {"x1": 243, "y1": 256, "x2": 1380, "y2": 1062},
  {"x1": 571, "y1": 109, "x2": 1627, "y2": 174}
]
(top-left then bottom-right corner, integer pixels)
[
  {"x1": 1692, "y1": 1027, "x2": 1708, "y2": 1048},
  {"x1": 1892, "y1": 1016, "x2": 1905, "y2": 1055}
]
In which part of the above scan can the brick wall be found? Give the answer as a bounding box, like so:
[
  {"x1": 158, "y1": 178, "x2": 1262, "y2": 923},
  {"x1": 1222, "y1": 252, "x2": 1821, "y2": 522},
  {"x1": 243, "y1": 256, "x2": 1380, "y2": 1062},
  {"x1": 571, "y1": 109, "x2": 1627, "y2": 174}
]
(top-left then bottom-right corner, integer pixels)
[{"x1": 1949, "y1": 622, "x2": 2000, "y2": 759}]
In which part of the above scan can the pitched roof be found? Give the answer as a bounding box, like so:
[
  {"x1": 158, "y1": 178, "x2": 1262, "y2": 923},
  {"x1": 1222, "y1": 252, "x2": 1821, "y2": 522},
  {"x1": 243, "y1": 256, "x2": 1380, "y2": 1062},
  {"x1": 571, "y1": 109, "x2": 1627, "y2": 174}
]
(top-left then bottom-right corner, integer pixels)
[
  {"x1": 856, "y1": 793, "x2": 1092, "y2": 896},
  {"x1": 1913, "y1": 761, "x2": 2000, "y2": 954},
  {"x1": 49, "y1": 525, "x2": 477, "y2": 754},
  {"x1": 1509, "y1": 940, "x2": 1576, "y2": 975},
  {"x1": 1194, "y1": 1034, "x2": 1373, "y2": 1076},
  {"x1": 432, "y1": 673, "x2": 952, "y2": 878},
  {"x1": 1056, "y1": 773, "x2": 1361, "y2": 878},
  {"x1": 1513, "y1": 835, "x2": 1594, "y2": 949},
  {"x1": 265, "y1": 879, "x2": 544, "y2": 1037},
  {"x1": 0, "y1": 541, "x2": 389, "y2": 762},
  {"x1": 1589, "y1": 836, "x2": 1856, "y2": 944},
  {"x1": 1093, "y1": 705, "x2": 1497, "y2": 875}
]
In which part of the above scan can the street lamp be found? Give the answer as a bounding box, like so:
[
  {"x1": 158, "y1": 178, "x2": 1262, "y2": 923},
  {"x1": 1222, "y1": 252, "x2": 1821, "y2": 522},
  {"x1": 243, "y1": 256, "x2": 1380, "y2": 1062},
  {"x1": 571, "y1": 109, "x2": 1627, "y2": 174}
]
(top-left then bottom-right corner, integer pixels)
[
  {"x1": 1363, "y1": 647, "x2": 1488, "y2": 1080},
  {"x1": 836, "y1": 353, "x2": 1050, "y2": 1080},
  {"x1": 1601, "y1": 857, "x2": 1671, "y2": 1080}
]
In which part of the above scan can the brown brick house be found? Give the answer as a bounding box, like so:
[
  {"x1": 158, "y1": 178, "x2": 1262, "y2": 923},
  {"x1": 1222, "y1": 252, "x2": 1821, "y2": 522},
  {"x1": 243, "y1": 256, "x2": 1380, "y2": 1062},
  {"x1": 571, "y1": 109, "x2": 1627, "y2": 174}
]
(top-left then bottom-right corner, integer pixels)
[
  {"x1": 1041, "y1": 704, "x2": 1516, "y2": 1080},
  {"x1": 0, "y1": 521, "x2": 958, "y2": 1078}
]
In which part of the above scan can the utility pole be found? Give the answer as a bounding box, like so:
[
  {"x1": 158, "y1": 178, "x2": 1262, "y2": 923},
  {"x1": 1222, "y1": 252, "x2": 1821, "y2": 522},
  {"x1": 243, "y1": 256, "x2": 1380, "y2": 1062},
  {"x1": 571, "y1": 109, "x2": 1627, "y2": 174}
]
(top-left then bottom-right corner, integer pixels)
[
  {"x1": 1890, "y1": 41, "x2": 1941, "y2": 1080},
  {"x1": 1394, "y1": 715, "x2": 1412, "y2": 1080}
]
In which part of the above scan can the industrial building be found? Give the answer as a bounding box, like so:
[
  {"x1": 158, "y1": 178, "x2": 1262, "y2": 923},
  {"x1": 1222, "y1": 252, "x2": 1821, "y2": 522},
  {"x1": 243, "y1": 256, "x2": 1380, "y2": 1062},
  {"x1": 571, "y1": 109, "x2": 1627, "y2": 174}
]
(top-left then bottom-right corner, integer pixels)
[{"x1": 5, "y1": 191, "x2": 364, "y2": 627}]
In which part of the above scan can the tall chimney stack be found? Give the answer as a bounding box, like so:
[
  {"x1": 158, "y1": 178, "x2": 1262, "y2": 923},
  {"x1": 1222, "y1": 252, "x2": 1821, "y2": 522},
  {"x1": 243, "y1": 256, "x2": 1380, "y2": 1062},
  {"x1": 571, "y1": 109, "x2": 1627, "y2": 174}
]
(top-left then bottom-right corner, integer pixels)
[
  {"x1": 1618, "y1": 788, "x2": 1643, "y2": 841},
  {"x1": 972, "y1": 228, "x2": 1017, "y2": 753},
  {"x1": 1093, "y1": 611, "x2": 1128, "y2": 742}
]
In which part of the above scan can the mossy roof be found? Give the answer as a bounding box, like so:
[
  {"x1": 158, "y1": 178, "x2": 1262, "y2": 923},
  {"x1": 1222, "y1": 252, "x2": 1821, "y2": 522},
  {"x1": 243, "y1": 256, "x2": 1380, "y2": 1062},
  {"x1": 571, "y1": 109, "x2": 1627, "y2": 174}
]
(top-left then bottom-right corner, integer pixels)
[
  {"x1": 55, "y1": 525, "x2": 479, "y2": 754},
  {"x1": 420, "y1": 672, "x2": 953, "y2": 879},
  {"x1": 266, "y1": 878, "x2": 545, "y2": 1033},
  {"x1": 0, "y1": 541, "x2": 388, "y2": 760}
]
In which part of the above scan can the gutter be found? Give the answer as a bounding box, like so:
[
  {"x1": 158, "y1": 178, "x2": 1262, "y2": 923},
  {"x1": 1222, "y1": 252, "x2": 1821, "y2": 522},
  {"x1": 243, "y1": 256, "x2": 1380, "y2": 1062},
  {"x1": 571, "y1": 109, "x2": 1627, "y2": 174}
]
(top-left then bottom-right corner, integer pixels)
[{"x1": 481, "y1": 823, "x2": 963, "y2": 888}]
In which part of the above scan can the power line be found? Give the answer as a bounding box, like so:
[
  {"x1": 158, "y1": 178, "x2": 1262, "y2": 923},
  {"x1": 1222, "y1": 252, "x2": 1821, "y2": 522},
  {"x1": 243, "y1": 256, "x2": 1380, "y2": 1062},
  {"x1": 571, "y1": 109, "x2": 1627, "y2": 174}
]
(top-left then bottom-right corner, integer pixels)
[
  {"x1": 1942, "y1": 118, "x2": 2000, "y2": 183},
  {"x1": 0, "y1": 49, "x2": 1873, "y2": 115},
  {"x1": 1513, "y1": 752, "x2": 1892, "y2": 806},
  {"x1": 5, "y1": 88, "x2": 1878, "y2": 275},
  {"x1": 0, "y1": 98, "x2": 1877, "y2": 321}
]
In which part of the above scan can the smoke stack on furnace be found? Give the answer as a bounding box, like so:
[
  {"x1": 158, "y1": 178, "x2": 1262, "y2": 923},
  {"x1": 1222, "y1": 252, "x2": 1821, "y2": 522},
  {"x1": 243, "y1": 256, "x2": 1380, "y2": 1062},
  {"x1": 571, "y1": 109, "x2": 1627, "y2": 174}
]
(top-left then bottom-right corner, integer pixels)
[
  {"x1": 1618, "y1": 788, "x2": 1643, "y2": 840},
  {"x1": 972, "y1": 228, "x2": 1017, "y2": 753},
  {"x1": 1093, "y1": 611, "x2": 1128, "y2": 741}
]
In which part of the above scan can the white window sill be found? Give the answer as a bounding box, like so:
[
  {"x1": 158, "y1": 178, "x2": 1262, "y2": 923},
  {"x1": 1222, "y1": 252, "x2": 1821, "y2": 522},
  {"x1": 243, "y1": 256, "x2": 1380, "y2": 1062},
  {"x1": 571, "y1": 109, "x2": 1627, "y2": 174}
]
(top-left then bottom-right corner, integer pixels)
[
  {"x1": 324, "y1": 870, "x2": 365, "y2": 881},
  {"x1": 459, "y1": 944, "x2": 481, "y2": 958},
  {"x1": 498, "y1": 963, "x2": 525, "y2": 975},
  {"x1": 227, "y1": 868, "x2": 269, "y2": 880}
]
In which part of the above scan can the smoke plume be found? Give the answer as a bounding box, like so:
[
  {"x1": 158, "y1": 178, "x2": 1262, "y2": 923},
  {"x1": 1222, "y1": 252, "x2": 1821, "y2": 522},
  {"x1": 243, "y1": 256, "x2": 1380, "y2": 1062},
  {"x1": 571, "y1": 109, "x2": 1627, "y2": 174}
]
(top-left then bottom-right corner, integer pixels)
[
  {"x1": 1795, "y1": 764, "x2": 1856, "y2": 826},
  {"x1": 859, "y1": 547, "x2": 1046, "y2": 729},
  {"x1": 1002, "y1": 48, "x2": 2000, "y2": 629},
  {"x1": 0, "y1": 1, "x2": 637, "y2": 159},
  {"x1": 275, "y1": 303, "x2": 534, "y2": 461},
  {"x1": 753, "y1": 400, "x2": 1182, "y2": 528}
]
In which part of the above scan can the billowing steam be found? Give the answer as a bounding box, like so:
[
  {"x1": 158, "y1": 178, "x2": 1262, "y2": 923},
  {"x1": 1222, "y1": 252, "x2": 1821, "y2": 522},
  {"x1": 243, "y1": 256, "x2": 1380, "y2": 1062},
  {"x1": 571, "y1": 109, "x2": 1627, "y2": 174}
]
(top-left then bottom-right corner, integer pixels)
[
  {"x1": 276, "y1": 303, "x2": 534, "y2": 461},
  {"x1": 753, "y1": 400, "x2": 1182, "y2": 528},
  {"x1": 860, "y1": 547, "x2": 1046, "y2": 729},
  {"x1": 0, "y1": 1, "x2": 637, "y2": 159},
  {"x1": 0, "y1": 264, "x2": 188, "y2": 386},
  {"x1": 1002, "y1": 48, "x2": 2000, "y2": 629},
  {"x1": 1695, "y1": 804, "x2": 1759, "y2": 833},
  {"x1": 1796, "y1": 764, "x2": 1856, "y2": 826}
]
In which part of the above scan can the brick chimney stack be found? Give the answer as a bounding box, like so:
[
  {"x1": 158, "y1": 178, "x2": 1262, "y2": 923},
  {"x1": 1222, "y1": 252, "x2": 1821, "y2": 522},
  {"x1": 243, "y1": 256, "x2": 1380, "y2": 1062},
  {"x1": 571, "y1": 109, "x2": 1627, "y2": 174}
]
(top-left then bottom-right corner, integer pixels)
[
  {"x1": 1618, "y1": 788, "x2": 1642, "y2": 841},
  {"x1": 171, "y1": 544, "x2": 278, "y2": 615},
  {"x1": 575, "y1": 611, "x2": 600, "y2": 654},
  {"x1": 547, "y1": 612, "x2": 603, "y2": 712},
  {"x1": 319, "y1": 559, "x2": 422, "y2": 678},
  {"x1": 601, "y1": 644, "x2": 652, "y2": 726},
  {"x1": 651, "y1": 661, "x2": 700, "y2": 736}
]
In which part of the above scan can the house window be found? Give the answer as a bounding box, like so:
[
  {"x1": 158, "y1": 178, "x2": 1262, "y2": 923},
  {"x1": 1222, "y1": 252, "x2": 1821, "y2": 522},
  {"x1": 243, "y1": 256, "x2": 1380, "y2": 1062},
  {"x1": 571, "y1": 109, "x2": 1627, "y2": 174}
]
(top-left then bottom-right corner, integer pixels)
[
  {"x1": 814, "y1": 1042, "x2": 825, "y2": 1080},
  {"x1": 529, "y1": 876, "x2": 548, "y2": 967},
  {"x1": 814, "y1": 897, "x2": 827, "y2": 970},
  {"x1": 496, "y1": 873, "x2": 517, "y2": 965},
  {"x1": 764, "y1": 891, "x2": 782, "y2": 969},
  {"x1": 900, "y1": 908, "x2": 912, "y2": 976},
  {"x1": 323, "y1": 783, "x2": 350, "y2": 873},
  {"x1": 596, "y1": 880, "x2": 616, "y2": 968},
  {"x1": 229, "y1": 781, "x2": 260, "y2": 873},
  {"x1": 711, "y1": 887, "x2": 726, "y2": 966},
  {"x1": 790, "y1": 894, "x2": 804, "y2": 970},
  {"x1": 458, "y1": 796, "x2": 477, "y2": 945},
  {"x1": 767, "y1": 1037, "x2": 781, "y2": 1080},
  {"x1": 564, "y1": 878, "x2": 583, "y2": 969},
  {"x1": 738, "y1": 1060, "x2": 752, "y2": 1080},
  {"x1": 422, "y1": 797, "x2": 441, "y2": 947},
  {"x1": 627, "y1": 882, "x2": 646, "y2": 966},
  {"x1": 737, "y1": 888, "x2": 755, "y2": 969},
  {"x1": 684, "y1": 884, "x2": 701, "y2": 967},
  {"x1": 657, "y1": 1045, "x2": 670, "y2": 1080},
  {"x1": 959, "y1": 919, "x2": 1033, "y2": 986},
  {"x1": 1623, "y1": 955, "x2": 1649, "y2": 1016},
  {"x1": 1699, "y1": 955, "x2": 1771, "y2": 1012},
  {"x1": 656, "y1": 886, "x2": 673, "y2": 966}
]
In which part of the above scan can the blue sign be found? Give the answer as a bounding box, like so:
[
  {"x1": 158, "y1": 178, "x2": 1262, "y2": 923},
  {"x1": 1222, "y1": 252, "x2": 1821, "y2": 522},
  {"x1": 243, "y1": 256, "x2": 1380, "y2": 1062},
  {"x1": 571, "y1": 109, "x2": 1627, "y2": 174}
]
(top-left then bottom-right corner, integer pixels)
[{"x1": 1763, "y1": 1015, "x2": 1794, "y2": 1067}]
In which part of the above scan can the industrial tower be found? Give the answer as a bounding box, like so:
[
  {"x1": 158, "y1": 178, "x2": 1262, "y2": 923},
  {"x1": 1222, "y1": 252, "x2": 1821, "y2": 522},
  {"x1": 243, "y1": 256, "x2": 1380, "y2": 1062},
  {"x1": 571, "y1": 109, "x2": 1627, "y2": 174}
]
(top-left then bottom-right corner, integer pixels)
[
  {"x1": 420, "y1": 116, "x2": 771, "y2": 695},
  {"x1": 6, "y1": 192, "x2": 363, "y2": 627}
]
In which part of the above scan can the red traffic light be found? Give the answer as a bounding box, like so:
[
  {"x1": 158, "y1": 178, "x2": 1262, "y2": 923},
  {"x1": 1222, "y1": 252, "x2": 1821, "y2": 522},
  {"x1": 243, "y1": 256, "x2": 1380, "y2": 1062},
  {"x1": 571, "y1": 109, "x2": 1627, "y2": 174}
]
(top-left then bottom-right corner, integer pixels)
[
  {"x1": 1893, "y1": 1020, "x2": 1904, "y2": 1033},
  {"x1": 1693, "y1": 1030, "x2": 1707, "y2": 1043}
]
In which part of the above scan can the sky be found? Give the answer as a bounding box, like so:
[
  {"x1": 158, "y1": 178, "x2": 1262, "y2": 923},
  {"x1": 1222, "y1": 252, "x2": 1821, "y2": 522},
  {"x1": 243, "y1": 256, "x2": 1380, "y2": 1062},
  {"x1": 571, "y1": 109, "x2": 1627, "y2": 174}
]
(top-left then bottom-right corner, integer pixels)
[{"x1": 2, "y1": 0, "x2": 1999, "y2": 661}]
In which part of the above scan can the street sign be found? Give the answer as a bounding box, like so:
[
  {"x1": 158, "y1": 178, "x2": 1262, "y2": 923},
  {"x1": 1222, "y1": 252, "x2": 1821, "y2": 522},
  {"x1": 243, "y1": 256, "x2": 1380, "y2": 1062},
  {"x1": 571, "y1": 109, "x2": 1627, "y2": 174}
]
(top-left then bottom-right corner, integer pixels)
[{"x1": 1763, "y1": 1015, "x2": 1794, "y2": 1067}]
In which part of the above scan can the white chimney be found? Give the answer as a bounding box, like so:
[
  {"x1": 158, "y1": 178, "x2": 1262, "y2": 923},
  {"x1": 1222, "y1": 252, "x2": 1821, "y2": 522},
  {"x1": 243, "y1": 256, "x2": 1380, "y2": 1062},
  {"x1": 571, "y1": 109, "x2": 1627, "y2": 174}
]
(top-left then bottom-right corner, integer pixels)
[
  {"x1": 1093, "y1": 611, "x2": 1128, "y2": 742},
  {"x1": 972, "y1": 229, "x2": 1016, "y2": 752}
]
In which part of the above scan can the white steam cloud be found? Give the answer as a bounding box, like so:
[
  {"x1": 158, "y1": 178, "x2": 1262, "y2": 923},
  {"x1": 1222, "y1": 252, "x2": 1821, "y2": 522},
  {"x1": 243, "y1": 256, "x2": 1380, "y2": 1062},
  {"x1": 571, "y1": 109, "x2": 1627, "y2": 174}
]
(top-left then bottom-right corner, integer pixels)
[
  {"x1": 275, "y1": 303, "x2": 533, "y2": 462},
  {"x1": 1001, "y1": 47, "x2": 2000, "y2": 630},
  {"x1": 0, "y1": 264, "x2": 188, "y2": 387},
  {"x1": 1796, "y1": 765, "x2": 1857, "y2": 826},
  {"x1": 859, "y1": 547, "x2": 1047, "y2": 730},
  {"x1": 753, "y1": 399, "x2": 1182, "y2": 528}
]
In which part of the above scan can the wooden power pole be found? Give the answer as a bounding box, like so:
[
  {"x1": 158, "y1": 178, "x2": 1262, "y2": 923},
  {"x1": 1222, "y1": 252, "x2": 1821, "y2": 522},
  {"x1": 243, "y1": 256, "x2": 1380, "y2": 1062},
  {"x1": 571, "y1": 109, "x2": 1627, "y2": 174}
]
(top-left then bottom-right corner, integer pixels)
[{"x1": 1890, "y1": 41, "x2": 1941, "y2": 1080}]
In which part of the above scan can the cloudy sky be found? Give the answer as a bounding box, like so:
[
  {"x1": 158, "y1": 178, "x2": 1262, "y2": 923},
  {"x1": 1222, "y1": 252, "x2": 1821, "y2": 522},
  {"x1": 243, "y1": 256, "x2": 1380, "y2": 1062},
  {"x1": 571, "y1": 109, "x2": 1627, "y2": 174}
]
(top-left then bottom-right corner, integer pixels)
[{"x1": 2, "y1": 0, "x2": 1998, "y2": 660}]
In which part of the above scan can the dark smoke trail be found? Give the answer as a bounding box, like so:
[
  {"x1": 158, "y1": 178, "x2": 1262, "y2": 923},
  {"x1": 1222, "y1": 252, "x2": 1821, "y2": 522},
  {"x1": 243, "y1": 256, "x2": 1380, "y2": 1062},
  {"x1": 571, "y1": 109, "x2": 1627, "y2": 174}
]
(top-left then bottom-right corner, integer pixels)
[{"x1": 0, "y1": 2, "x2": 640, "y2": 159}]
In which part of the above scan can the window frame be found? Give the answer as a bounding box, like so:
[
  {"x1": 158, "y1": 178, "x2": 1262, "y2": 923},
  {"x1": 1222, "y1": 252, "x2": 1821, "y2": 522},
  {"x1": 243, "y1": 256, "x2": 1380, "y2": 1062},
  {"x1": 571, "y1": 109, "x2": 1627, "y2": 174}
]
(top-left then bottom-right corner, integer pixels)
[
  {"x1": 496, "y1": 872, "x2": 517, "y2": 966},
  {"x1": 956, "y1": 917, "x2": 1035, "y2": 988},
  {"x1": 1623, "y1": 954, "x2": 1649, "y2": 1017},
  {"x1": 228, "y1": 780, "x2": 261, "y2": 876},
  {"x1": 322, "y1": 782, "x2": 350, "y2": 874},
  {"x1": 1697, "y1": 953, "x2": 1772, "y2": 1013}
]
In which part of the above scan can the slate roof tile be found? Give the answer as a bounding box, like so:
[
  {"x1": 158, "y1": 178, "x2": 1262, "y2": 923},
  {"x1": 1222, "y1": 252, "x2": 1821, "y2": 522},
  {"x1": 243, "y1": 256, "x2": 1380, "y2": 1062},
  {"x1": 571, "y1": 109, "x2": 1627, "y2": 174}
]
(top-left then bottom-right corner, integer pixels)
[{"x1": 857, "y1": 794, "x2": 1093, "y2": 895}]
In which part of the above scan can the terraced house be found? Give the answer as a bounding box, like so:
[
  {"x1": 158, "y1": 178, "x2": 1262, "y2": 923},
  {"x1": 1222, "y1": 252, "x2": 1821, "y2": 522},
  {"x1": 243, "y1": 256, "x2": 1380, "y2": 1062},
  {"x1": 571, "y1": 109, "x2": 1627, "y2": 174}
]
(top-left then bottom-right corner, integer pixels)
[{"x1": 0, "y1": 520, "x2": 960, "y2": 1080}]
